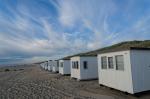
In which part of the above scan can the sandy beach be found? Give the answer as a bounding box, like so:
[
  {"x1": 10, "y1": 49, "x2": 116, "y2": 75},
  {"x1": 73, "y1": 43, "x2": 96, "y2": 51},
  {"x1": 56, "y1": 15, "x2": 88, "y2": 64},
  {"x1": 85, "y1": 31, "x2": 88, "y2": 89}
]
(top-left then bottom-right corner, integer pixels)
[{"x1": 0, "y1": 64, "x2": 150, "y2": 99}]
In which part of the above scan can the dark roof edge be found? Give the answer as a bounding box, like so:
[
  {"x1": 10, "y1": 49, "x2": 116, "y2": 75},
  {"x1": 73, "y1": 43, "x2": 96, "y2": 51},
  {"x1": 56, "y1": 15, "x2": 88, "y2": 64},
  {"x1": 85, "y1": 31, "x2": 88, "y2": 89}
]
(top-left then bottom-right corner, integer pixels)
[
  {"x1": 72, "y1": 55, "x2": 97, "y2": 57},
  {"x1": 63, "y1": 59, "x2": 70, "y2": 60},
  {"x1": 130, "y1": 47, "x2": 150, "y2": 50},
  {"x1": 59, "y1": 57, "x2": 71, "y2": 60},
  {"x1": 98, "y1": 47, "x2": 150, "y2": 54},
  {"x1": 59, "y1": 58, "x2": 70, "y2": 60},
  {"x1": 97, "y1": 49, "x2": 129, "y2": 54}
]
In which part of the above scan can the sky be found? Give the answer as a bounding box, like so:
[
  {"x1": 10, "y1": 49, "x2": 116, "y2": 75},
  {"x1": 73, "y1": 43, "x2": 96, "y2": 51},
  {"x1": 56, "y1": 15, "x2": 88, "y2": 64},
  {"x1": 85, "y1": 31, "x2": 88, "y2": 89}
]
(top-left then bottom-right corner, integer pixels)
[{"x1": 0, "y1": 0, "x2": 150, "y2": 65}]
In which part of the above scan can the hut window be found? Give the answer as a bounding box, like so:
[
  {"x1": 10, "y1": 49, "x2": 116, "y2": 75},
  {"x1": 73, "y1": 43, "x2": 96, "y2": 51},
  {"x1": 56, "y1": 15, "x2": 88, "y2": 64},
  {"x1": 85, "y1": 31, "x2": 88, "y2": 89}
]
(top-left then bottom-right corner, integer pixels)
[
  {"x1": 115, "y1": 55, "x2": 124, "y2": 70},
  {"x1": 101, "y1": 56, "x2": 107, "y2": 69},
  {"x1": 76, "y1": 61, "x2": 79, "y2": 69},
  {"x1": 74, "y1": 62, "x2": 76, "y2": 68},
  {"x1": 108, "y1": 57, "x2": 114, "y2": 69},
  {"x1": 72, "y1": 61, "x2": 79, "y2": 69},
  {"x1": 83, "y1": 61, "x2": 88, "y2": 69}
]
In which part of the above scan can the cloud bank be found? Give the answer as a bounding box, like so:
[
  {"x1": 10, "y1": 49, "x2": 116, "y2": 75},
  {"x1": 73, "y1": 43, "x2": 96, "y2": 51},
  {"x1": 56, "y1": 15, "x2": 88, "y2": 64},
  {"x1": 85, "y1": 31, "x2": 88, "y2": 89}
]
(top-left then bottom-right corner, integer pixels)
[{"x1": 0, "y1": 0, "x2": 150, "y2": 64}]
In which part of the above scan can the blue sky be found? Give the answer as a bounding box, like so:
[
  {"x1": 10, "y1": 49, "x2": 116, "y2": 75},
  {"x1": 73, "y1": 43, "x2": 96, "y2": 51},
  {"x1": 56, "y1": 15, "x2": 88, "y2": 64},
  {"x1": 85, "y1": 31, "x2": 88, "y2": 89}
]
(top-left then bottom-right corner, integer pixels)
[{"x1": 0, "y1": 0, "x2": 150, "y2": 65}]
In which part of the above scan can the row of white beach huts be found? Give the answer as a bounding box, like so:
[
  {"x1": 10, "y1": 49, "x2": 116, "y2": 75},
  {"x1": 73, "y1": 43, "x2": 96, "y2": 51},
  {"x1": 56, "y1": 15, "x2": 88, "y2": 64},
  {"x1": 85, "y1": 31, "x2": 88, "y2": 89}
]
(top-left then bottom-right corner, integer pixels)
[{"x1": 40, "y1": 41, "x2": 150, "y2": 94}]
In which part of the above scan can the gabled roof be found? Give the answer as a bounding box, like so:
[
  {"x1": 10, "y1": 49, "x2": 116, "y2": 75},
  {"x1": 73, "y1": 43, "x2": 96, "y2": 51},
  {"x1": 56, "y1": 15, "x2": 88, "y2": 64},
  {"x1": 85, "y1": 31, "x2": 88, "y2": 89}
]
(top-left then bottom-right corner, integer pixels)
[
  {"x1": 95, "y1": 40, "x2": 150, "y2": 54},
  {"x1": 60, "y1": 40, "x2": 150, "y2": 59},
  {"x1": 71, "y1": 51, "x2": 97, "y2": 57},
  {"x1": 71, "y1": 40, "x2": 150, "y2": 56},
  {"x1": 38, "y1": 61, "x2": 48, "y2": 64},
  {"x1": 61, "y1": 56, "x2": 71, "y2": 60},
  {"x1": 59, "y1": 51, "x2": 97, "y2": 60}
]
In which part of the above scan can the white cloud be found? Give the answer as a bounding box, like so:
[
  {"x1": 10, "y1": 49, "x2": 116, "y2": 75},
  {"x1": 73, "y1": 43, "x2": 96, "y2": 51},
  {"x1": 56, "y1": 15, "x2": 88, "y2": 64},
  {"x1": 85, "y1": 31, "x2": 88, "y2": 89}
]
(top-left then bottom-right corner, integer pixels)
[
  {"x1": 57, "y1": 0, "x2": 117, "y2": 49},
  {"x1": 15, "y1": 16, "x2": 29, "y2": 31},
  {"x1": 0, "y1": 0, "x2": 150, "y2": 64},
  {"x1": 58, "y1": 0, "x2": 79, "y2": 27}
]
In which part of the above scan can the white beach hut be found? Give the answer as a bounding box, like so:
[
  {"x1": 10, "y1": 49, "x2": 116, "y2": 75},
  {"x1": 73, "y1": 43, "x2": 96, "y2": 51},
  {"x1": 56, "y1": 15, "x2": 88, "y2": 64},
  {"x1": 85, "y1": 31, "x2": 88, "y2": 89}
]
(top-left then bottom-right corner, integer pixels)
[
  {"x1": 44, "y1": 61, "x2": 48, "y2": 70},
  {"x1": 52, "y1": 60, "x2": 59, "y2": 72},
  {"x1": 59, "y1": 56, "x2": 71, "y2": 75},
  {"x1": 71, "y1": 52, "x2": 98, "y2": 80},
  {"x1": 40, "y1": 62, "x2": 44, "y2": 69},
  {"x1": 97, "y1": 42, "x2": 150, "y2": 94},
  {"x1": 48, "y1": 60, "x2": 52, "y2": 71},
  {"x1": 40, "y1": 61, "x2": 45, "y2": 69}
]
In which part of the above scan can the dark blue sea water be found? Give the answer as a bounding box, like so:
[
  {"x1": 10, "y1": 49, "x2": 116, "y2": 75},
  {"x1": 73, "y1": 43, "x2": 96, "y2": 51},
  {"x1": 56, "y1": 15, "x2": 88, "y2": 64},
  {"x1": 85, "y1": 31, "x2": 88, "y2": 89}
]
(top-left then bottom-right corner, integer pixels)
[{"x1": 0, "y1": 58, "x2": 23, "y2": 67}]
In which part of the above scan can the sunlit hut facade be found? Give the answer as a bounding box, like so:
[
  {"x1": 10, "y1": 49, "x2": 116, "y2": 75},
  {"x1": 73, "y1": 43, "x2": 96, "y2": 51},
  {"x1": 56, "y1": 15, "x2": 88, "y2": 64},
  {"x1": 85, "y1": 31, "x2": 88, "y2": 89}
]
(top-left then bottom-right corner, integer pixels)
[
  {"x1": 71, "y1": 51, "x2": 98, "y2": 80},
  {"x1": 97, "y1": 41, "x2": 150, "y2": 94},
  {"x1": 59, "y1": 56, "x2": 71, "y2": 75},
  {"x1": 52, "y1": 60, "x2": 59, "y2": 72},
  {"x1": 48, "y1": 60, "x2": 53, "y2": 71}
]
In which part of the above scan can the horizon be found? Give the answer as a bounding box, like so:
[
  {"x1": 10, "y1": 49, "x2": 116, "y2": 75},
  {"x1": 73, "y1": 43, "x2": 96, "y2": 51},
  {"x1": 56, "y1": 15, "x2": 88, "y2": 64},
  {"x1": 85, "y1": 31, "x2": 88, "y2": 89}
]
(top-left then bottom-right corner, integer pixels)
[{"x1": 0, "y1": 0, "x2": 150, "y2": 65}]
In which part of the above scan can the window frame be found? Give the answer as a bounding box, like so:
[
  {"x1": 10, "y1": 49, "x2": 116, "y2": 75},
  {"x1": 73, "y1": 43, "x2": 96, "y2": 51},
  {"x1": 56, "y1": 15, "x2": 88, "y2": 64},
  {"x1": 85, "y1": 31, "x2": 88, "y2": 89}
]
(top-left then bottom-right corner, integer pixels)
[
  {"x1": 76, "y1": 61, "x2": 79, "y2": 69},
  {"x1": 83, "y1": 61, "x2": 88, "y2": 69},
  {"x1": 115, "y1": 55, "x2": 124, "y2": 71},
  {"x1": 72, "y1": 61, "x2": 79, "y2": 69},
  {"x1": 101, "y1": 56, "x2": 107, "y2": 69},
  {"x1": 108, "y1": 57, "x2": 114, "y2": 69},
  {"x1": 72, "y1": 62, "x2": 74, "y2": 68}
]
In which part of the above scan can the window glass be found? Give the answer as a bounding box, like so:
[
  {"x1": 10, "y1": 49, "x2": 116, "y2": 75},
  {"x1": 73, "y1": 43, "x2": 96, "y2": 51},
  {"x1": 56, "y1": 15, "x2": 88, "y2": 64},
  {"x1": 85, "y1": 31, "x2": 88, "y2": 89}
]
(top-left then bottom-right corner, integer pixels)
[
  {"x1": 108, "y1": 57, "x2": 114, "y2": 69},
  {"x1": 75, "y1": 62, "x2": 76, "y2": 68},
  {"x1": 83, "y1": 61, "x2": 88, "y2": 69},
  {"x1": 115, "y1": 55, "x2": 124, "y2": 70},
  {"x1": 76, "y1": 61, "x2": 79, "y2": 69},
  {"x1": 101, "y1": 56, "x2": 107, "y2": 69},
  {"x1": 72, "y1": 61, "x2": 79, "y2": 69},
  {"x1": 74, "y1": 62, "x2": 76, "y2": 68}
]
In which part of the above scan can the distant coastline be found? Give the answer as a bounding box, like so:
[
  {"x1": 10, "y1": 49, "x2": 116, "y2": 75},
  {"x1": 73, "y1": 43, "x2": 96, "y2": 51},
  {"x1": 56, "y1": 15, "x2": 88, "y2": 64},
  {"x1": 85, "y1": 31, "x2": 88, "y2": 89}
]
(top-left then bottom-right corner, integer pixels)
[{"x1": 0, "y1": 64, "x2": 29, "y2": 68}]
